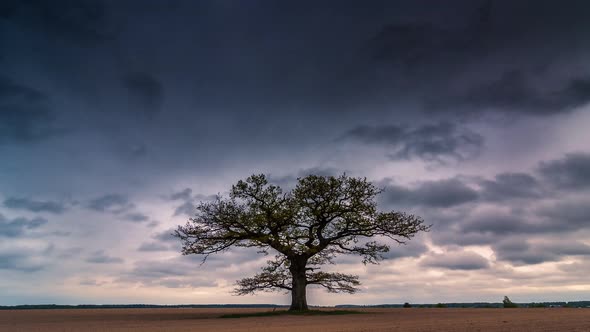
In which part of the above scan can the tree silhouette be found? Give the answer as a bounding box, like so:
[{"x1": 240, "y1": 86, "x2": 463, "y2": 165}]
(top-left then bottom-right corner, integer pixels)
[
  {"x1": 503, "y1": 296, "x2": 518, "y2": 308},
  {"x1": 176, "y1": 174, "x2": 429, "y2": 311}
]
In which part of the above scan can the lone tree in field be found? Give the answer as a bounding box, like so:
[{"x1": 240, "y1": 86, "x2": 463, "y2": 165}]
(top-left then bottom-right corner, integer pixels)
[
  {"x1": 175, "y1": 174, "x2": 429, "y2": 311},
  {"x1": 503, "y1": 296, "x2": 518, "y2": 308}
]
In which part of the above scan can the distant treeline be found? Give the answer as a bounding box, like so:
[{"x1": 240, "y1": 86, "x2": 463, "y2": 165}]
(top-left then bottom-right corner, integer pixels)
[
  {"x1": 337, "y1": 303, "x2": 503, "y2": 308},
  {"x1": 336, "y1": 301, "x2": 590, "y2": 308},
  {"x1": 2, "y1": 301, "x2": 590, "y2": 310}
]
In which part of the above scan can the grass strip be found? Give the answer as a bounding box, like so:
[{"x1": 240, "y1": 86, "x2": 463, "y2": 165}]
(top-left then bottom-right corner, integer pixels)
[{"x1": 220, "y1": 309, "x2": 364, "y2": 319}]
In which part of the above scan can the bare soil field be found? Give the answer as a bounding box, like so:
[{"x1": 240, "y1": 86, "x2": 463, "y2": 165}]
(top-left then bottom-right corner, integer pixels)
[{"x1": 1, "y1": 307, "x2": 589, "y2": 332}]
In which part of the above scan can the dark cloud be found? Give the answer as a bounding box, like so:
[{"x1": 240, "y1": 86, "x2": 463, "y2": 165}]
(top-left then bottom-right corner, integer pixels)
[
  {"x1": 370, "y1": 1, "x2": 493, "y2": 66},
  {"x1": 382, "y1": 240, "x2": 428, "y2": 260},
  {"x1": 3, "y1": 197, "x2": 66, "y2": 214},
  {"x1": 56, "y1": 246, "x2": 84, "y2": 259},
  {"x1": 152, "y1": 228, "x2": 179, "y2": 245},
  {"x1": 425, "y1": 154, "x2": 590, "y2": 247},
  {"x1": 421, "y1": 250, "x2": 489, "y2": 270},
  {"x1": 478, "y1": 172, "x2": 543, "y2": 202},
  {"x1": 0, "y1": 214, "x2": 47, "y2": 237},
  {"x1": 2, "y1": 0, "x2": 113, "y2": 46},
  {"x1": 381, "y1": 178, "x2": 478, "y2": 208},
  {"x1": 460, "y1": 215, "x2": 537, "y2": 237},
  {"x1": 129, "y1": 144, "x2": 148, "y2": 158},
  {"x1": 341, "y1": 122, "x2": 483, "y2": 163},
  {"x1": 122, "y1": 72, "x2": 164, "y2": 114},
  {"x1": 493, "y1": 239, "x2": 551, "y2": 265},
  {"x1": 0, "y1": 77, "x2": 60, "y2": 144},
  {"x1": 23, "y1": 0, "x2": 580, "y2": 120},
  {"x1": 434, "y1": 71, "x2": 590, "y2": 115},
  {"x1": 173, "y1": 201, "x2": 195, "y2": 217},
  {"x1": 433, "y1": 200, "x2": 590, "y2": 248},
  {"x1": 433, "y1": 231, "x2": 498, "y2": 247},
  {"x1": 169, "y1": 188, "x2": 192, "y2": 201},
  {"x1": 0, "y1": 242, "x2": 52, "y2": 272},
  {"x1": 370, "y1": 1, "x2": 590, "y2": 116},
  {"x1": 0, "y1": 2, "x2": 19, "y2": 19},
  {"x1": 493, "y1": 239, "x2": 590, "y2": 265},
  {"x1": 122, "y1": 212, "x2": 149, "y2": 223},
  {"x1": 172, "y1": 192, "x2": 217, "y2": 217},
  {"x1": 538, "y1": 153, "x2": 590, "y2": 190},
  {"x1": 0, "y1": 76, "x2": 46, "y2": 101},
  {"x1": 87, "y1": 194, "x2": 132, "y2": 213},
  {"x1": 0, "y1": 252, "x2": 44, "y2": 272},
  {"x1": 435, "y1": 199, "x2": 590, "y2": 244},
  {"x1": 85, "y1": 250, "x2": 124, "y2": 264},
  {"x1": 536, "y1": 200, "x2": 590, "y2": 232}
]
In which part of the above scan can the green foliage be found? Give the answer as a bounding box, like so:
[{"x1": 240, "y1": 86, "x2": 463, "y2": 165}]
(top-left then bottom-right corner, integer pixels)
[
  {"x1": 503, "y1": 296, "x2": 518, "y2": 308},
  {"x1": 403, "y1": 302, "x2": 412, "y2": 308},
  {"x1": 176, "y1": 174, "x2": 429, "y2": 311},
  {"x1": 220, "y1": 310, "x2": 364, "y2": 318},
  {"x1": 435, "y1": 303, "x2": 447, "y2": 308}
]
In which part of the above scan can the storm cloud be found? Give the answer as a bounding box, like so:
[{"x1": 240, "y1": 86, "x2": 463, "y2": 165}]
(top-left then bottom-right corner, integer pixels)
[
  {"x1": 1, "y1": 0, "x2": 114, "y2": 45},
  {"x1": 3, "y1": 197, "x2": 66, "y2": 214},
  {"x1": 87, "y1": 194, "x2": 132, "y2": 214},
  {"x1": 381, "y1": 178, "x2": 479, "y2": 208},
  {"x1": 122, "y1": 212, "x2": 149, "y2": 223},
  {"x1": 0, "y1": 251, "x2": 45, "y2": 272},
  {"x1": 1, "y1": 0, "x2": 590, "y2": 306},
  {"x1": 477, "y1": 172, "x2": 543, "y2": 202},
  {"x1": 370, "y1": 1, "x2": 590, "y2": 116},
  {"x1": 342, "y1": 122, "x2": 484, "y2": 163},
  {"x1": 0, "y1": 77, "x2": 59, "y2": 144},
  {"x1": 0, "y1": 214, "x2": 47, "y2": 237},
  {"x1": 122, "y1": 72, "x2": 164, "y2": 114},
  {"x1": 538, "y1": 153, "x2": 590, "y2": 190},
  {"x1": 436, "y1": 72, "x2": 590, "y2": 115},
  {"x1": 493, "y1": 239, "x2": 590, "y2": 265}
]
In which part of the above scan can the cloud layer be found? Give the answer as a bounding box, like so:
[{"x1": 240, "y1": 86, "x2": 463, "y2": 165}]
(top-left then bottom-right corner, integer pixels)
[{"x1": 1, "y1": 0, "x2": 589, "y2": 306}]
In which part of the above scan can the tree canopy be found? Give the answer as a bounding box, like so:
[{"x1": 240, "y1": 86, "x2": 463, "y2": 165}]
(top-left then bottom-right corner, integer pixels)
[{"x1": 176, "y1": 174, "x2": 429, "y2": 311}]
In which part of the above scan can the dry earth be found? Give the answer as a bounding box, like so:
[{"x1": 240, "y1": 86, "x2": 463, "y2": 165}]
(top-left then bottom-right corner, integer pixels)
[{"x1": 1, "y1": 307, "x2": 589, "y2": 332}]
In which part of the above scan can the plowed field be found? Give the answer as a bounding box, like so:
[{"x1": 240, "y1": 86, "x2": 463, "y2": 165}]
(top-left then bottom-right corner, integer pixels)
[{"x1": 1, "y1": 307, "x2": 589, "y2": 331}]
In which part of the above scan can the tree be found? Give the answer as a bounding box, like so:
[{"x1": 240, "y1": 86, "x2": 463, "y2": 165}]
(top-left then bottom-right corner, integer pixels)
[
  {"x1": 503, "y1": 296, "x2": 518, "y2": 308},
  {"x1": 175, "y1": 174, "x2": 429, "y2": 311}
]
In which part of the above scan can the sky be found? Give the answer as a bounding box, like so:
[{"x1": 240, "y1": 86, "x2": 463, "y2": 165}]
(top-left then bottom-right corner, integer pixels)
[{"x1": 1, "y1": 0, "x2": 590, "y2": 306}]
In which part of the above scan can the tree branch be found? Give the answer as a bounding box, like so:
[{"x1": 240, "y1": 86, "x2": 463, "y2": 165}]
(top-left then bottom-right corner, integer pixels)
[
  {"x1": 234, "y1": 258, "x2": 292, "y2": 294},
  {"x1": 306, "y1": 271, "x2": 360, "y2": 293}
]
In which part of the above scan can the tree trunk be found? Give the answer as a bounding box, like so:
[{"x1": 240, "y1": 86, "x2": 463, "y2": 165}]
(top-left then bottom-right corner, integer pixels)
[{"x1": 288, "y1": 258, "x2": 309, "y2": 311}]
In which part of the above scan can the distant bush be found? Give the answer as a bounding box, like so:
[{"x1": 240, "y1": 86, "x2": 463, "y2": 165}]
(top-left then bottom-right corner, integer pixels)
[
  {"x1": 403, "y1": 302, "x2": 412, "y2": 308},
  {"x1": 503, "y1": 296, "x2": 518, "y2": 308},
  {"x1": 435, "y1": 303, "x2": 447, "y2": 308},
  {"x1": 529, "y1": 302, "x2": 546, "y2": 308}
]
